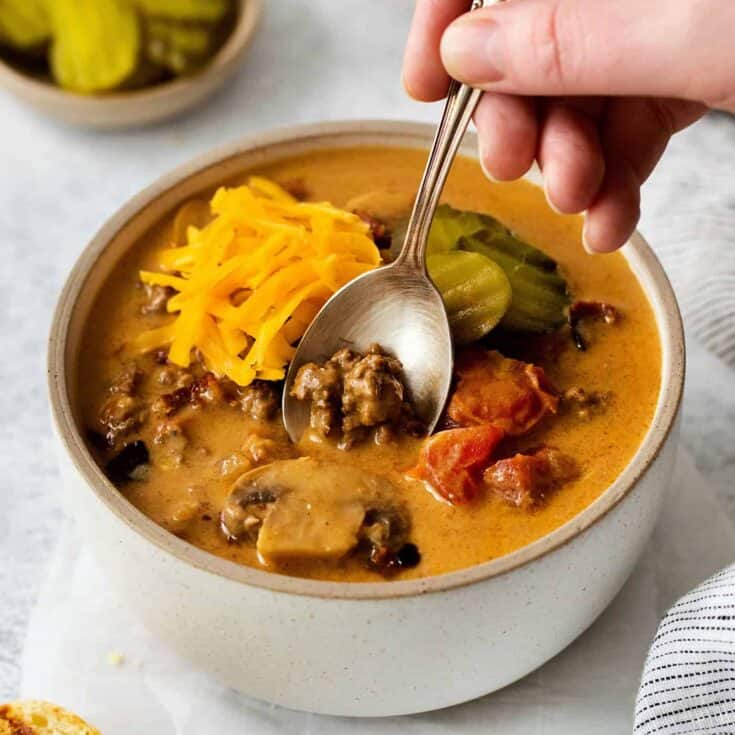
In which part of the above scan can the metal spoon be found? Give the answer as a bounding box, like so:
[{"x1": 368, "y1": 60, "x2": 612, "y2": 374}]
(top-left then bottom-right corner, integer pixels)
[{"x1": 283, "y1": 3, "x2": 489, "y2": 442}]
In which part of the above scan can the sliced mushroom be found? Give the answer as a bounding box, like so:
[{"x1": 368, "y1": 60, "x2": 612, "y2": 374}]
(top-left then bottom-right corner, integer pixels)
[
  {"x1": 258, "y1": 491, "x2": 366, "y2": 563},
  {"x1": 220, "y1": 462, "x2": 290, "y2": 542},
  {"x1": 219, "y1": 458, "x2": 403, "y2": 566},
  {"x1": 220, "y1": 485, "x2": 278, "y2": 543}
]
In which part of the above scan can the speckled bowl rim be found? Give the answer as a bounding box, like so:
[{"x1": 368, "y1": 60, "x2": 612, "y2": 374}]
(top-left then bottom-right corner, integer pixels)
[
  {"x1": 48, "y1": 120, "x2": 685, "y2": 600},
  {"x1": 0, "y1": 0, "x2": 262, "y2": 109}
]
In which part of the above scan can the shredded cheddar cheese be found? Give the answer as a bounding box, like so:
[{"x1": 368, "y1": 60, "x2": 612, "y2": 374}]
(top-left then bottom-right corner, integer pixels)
[{"x1": 132, "y1": 177, "x2": 382, "y2": 385}]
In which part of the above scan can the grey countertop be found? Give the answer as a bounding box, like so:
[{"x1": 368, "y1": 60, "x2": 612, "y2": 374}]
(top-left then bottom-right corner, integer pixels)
[{"x1": 2, "y1": 0, "x2": 735, "y2": 702}]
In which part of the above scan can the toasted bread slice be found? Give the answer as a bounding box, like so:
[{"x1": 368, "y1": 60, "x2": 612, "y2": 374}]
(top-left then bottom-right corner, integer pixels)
[{"x1": 0, "y1": 700, "x2": 100, "y2": 735}]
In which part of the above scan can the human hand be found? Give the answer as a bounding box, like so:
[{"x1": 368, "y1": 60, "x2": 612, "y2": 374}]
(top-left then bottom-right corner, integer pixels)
[{"x1": 402, "y1": 0, "x2": 735, "y2": 252}]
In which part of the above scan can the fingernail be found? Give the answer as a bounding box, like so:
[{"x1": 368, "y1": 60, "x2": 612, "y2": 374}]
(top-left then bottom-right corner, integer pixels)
[
  {"x1": 482, "y1": 165, "x2": 501, "y2": 184},
  {"x1": 441, "y1": 16, "x2": 504, "y2": 86},
  {"x1": 401, "y1": 69, "x2": 417, "y2": 99},
  {"x1": 543, "y1": 177, "x2": 564, "y2": 216},
  {"x1": 582, "y1": 220, "x2": 599, "y2": 254},
  {"x1": 478, "y1": 144, "x2": 501, "y2": 183}
]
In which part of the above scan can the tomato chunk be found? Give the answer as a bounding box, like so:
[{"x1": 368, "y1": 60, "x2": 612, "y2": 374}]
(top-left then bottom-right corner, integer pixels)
[
  {"x1": 483, "y1": 447, "x2": 578, "y2": 509},
  {"x1": 409, "y1": 425, "x2": 505, "y2": 504},
  {"x1": 447, "y1": 348, "x2": 558, "y2": 435}
]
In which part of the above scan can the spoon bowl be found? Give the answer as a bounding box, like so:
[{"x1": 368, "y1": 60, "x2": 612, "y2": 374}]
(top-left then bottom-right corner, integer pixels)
[{"x1": 282, "y1": 261, "x2": 453, "y2": 440}]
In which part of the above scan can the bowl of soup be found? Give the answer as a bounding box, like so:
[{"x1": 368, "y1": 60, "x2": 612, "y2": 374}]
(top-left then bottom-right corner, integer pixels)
[{"x1": 48, "y1": 120, "x2": 684, "y2": 716}]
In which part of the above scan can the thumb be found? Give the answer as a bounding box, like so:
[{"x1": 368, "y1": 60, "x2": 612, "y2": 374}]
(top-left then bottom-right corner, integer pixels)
[{"x1": 440, "y1": 0, "x2": 735, "y2": 110}]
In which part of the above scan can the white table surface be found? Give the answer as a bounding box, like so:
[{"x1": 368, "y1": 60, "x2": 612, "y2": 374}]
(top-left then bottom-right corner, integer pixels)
[{"x1": 2, "y1": 0, "x2": 735, "y2": 702}]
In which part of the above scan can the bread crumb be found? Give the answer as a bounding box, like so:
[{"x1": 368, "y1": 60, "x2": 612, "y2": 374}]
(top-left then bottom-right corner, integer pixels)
[{"x1": 107, "y1": 652, "x2": 125, "y2": 666}]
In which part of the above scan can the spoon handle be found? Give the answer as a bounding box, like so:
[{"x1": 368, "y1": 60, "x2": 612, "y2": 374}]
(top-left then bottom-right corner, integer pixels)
[{"x1": 396, "y1": 0, "x2": 498, "y2": 271}]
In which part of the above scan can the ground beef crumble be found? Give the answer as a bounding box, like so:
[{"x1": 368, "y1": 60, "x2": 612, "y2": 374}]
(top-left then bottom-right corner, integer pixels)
[
  {"x1": 290, "y1": 343, "x2": 423, "y2": 447},
  {"x1": 99, "y1": 365, "x2": 147, "y2": 445}
]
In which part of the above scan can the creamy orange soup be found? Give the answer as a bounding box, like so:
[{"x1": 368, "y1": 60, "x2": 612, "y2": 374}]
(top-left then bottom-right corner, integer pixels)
[{"x1": 77, "y1": 146, "x2": 661, "y2": 581}]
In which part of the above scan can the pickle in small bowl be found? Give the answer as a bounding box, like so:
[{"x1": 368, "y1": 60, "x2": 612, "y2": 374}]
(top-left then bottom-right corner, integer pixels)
[{"x1": 0, "y1": 0, "x2": 239, "y2": 95}]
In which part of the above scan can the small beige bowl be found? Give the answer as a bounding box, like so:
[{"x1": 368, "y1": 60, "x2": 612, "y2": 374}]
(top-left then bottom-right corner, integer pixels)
[{"x1": 0, "y1": 0, "x2": 262, "y2": 129}]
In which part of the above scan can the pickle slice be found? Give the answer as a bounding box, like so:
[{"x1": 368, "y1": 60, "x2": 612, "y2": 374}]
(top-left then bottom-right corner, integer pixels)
[
  {"x1": 47, "y1": 0, "x2": 140, "y2": 93},
  {"x1": 427, "y1": 204, "x2": 489, "y2": 254},
  {"x1": 0, "y1": 0, "x2": 50, "y2": 49},
  {"x1": 427, "y1": 250, "x2": 512, "y2": 345},
  {"x1": 461, "y1": 232, "x2": 570, "y2": 332},
  {"x1": 145, "y1": 18, "x2": 212, "y2": 74},
  {"x1": 134, "y1": 0, "x2": 230, "y2": 22},
  {"x1": 427, "y1": 204, "x2": 571, "y2": 333}
]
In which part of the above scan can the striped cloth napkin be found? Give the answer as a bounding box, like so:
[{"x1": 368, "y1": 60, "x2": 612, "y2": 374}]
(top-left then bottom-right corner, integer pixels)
[
  {"x1": 635, "y1": 565, "x2": 735, "y2": 733},
  {"x1": 634, "y1": 112, "x2": 735, "y2": 732}
]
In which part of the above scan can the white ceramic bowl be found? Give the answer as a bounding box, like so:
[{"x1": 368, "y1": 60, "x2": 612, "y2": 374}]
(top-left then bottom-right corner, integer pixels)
[
  {"x1": 48, "y1": 121, "x2": 684, "y2": 717},
  {"x1": 0, "y1": 0, "x2": 262, "y2": 129}
]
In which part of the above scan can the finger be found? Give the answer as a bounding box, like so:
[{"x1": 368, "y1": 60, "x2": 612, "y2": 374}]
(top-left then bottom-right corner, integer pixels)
[
  {"x1": 403, "y1": 0, "x2": 470, "y2": 101},
  {"x1": 439, "y1": 0, "x2": 735, "y2": 106},
  {"x1": 473, "y1": 93, "x2": 538, "y2": 181},
  {"x1": 558, "y1": 96, "x2": 605, "y2": 120},
  {"x1": 583, "y1": 163, "x2": 640, "y2": 254},
  {"x1": 601, "y1": 97, "x2": 706, "y2": 184},
  {"x1": 584, "y1": 97, "x2": 706, "y2": 253},
  {"x1": 538, "y1": 102, "x2": 605, "y2": 214}
]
